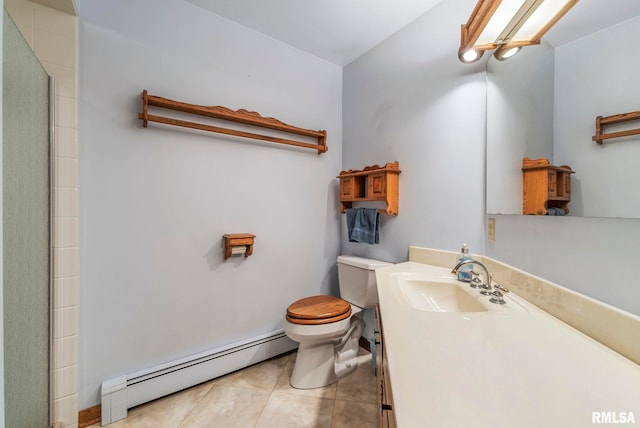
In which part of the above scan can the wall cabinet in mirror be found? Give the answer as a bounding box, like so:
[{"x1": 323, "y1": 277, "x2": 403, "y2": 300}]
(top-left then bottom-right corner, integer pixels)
[{"x1": 522, "y1": 158, "x2": 575, "y2": 215}]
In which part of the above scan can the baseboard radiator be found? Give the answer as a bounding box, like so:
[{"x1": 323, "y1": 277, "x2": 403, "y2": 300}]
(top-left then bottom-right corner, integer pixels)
[{"x1": 101, "y1": 329, "x2": 296, "y2": 425}]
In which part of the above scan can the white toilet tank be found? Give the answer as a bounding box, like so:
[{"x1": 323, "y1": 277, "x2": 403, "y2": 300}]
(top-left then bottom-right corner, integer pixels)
[{"x1": 337, "y1": 255, "x2": 392, "y2": 308}]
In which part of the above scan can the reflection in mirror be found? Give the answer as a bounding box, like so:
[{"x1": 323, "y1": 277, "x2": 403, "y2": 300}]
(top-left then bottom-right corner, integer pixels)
[{"x1": 486, "y1": 2, "x2": 640, "y2": 218}]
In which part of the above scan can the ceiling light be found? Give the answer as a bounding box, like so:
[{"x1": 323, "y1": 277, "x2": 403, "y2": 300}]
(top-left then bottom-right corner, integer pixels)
[
  {"x1": 493, "y1": 45, "x2": 521, "y2": 60},
  {"x1": 459, "y1": 48, "x2": 485, "y2": 63},
  {"x1": 458, "y1": 0, "x2": 578, "y2": 63}
]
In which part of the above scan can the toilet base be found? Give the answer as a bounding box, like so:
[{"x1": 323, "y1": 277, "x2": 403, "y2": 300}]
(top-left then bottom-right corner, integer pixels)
[
  {"x1": 289, "y1": 317, "x2": 363, "y2": 389},
  {"x1": 290, "y1": 341, "x2": 338, "y2": 389}
]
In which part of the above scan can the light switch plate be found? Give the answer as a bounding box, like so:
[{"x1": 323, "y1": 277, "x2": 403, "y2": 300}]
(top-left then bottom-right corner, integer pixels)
[{"x1": 488, "y1": 218, "x2": 495, "y2": 241}]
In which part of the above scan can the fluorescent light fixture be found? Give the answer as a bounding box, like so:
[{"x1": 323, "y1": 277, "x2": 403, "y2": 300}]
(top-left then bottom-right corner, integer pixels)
[{"x1": 458, "y1": 0, "x2": 578, "y2": 63}]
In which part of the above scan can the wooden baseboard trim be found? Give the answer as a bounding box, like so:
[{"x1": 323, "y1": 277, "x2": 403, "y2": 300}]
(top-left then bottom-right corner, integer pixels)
[
  {"x1": 359, "y1": 336, "x2": 371, "y2": 352},
  {"x1": 79, "y1": 404, "x2": 101, "y2": 428}
]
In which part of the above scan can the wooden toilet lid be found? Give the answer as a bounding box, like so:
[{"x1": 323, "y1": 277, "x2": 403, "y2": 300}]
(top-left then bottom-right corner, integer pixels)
[{"x1": 286, "y1": 295, "x2": 352, "y2": 325}]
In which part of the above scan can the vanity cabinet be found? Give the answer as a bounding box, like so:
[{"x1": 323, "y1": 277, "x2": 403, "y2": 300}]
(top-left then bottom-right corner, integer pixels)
[
  {"x1": 375, "y1": 306, "x2": 396, "y2": 428},
  {"x1": 522, "y1": 157, "x2": 575, "y2": 215},
  {"x1": 338, "y1": 162, "x2": 401, "y2": 215}
]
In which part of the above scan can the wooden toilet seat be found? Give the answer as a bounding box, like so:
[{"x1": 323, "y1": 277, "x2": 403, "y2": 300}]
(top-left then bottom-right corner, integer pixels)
[{"x1": 286, "y1": 295, "x2": 352, "y2": 325}]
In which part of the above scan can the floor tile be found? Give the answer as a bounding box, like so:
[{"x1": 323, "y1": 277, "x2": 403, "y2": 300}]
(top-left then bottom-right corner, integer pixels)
[
  {"x1": 255, "y1": 392, "x2": 335, "y2": 428},
  {"x1": 336, "y1": 352, "x2": 378, "y2": 404},
  {"x1": 88, "y1": 347, "x2": 377, "y2": 427},
  {"x1": 331, "y1": 399, "x2": 378, "y2": 428},
  {"x1": 273, "y1": 359, "x2": 338, "y2": 399},
  {"x1": 216, "y1": 353, "x2": 290, "y2": 391},
  {"x1": 179, "y1": 384, "x2": 270, "y2": 428},
  {"x1": 335, "y1": 353, "x2": 377, "y2": 404}
]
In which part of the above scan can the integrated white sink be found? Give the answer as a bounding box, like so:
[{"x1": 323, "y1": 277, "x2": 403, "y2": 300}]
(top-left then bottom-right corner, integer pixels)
[
  {"x1": 388, "y1": 271, "x2": 528, "y2": 313},
  {"x1": 392, "y1": 274, "x2": 487, "y2": 312}
]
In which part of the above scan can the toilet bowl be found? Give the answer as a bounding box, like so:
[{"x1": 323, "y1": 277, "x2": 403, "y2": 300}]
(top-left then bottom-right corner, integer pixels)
[{"x1": 284, "y1": 256, "x2": 391, "y2": 389}]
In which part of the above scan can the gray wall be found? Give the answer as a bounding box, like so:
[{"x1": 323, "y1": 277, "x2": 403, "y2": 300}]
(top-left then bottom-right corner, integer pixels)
[
  {"x1": 78, "y1": 1, "x2": 342, "y2": 407},
  {"x1": 342, "y1": 0, "x2": 487, "y2": 263}
]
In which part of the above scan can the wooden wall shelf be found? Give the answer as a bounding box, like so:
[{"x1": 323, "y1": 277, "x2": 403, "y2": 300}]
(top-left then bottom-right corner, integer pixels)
[
  {"x1": 138, "y1": 90, "x2": 328, "y2": 154},
  {"x1": 337, "y1": 162, "x2": 401, "y2": 215},
  {"x1": 522, "y1": 158, "x2": 574, "y2": 215},
  {"x1": 593, "y1": 110, "x2": 640, "y2": 145}
]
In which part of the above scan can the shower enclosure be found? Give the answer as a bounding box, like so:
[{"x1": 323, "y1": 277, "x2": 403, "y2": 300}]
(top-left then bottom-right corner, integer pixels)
[{"x1": 3, "y1": 10, "x2": 52, "y2": 427}]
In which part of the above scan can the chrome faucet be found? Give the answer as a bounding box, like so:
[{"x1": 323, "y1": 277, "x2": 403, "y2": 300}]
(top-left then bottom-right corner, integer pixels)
[{"x1": 451, "y1": 259, "x2": 493, "y2": 295}]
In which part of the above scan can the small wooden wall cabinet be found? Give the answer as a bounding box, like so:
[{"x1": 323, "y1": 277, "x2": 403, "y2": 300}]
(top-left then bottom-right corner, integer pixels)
[
  {"x1": 522, "y1": 158, "x2": 575, "y2": 215},
  {"x1": 338, "y1": 162, "x2": 401, "y2": 215}
]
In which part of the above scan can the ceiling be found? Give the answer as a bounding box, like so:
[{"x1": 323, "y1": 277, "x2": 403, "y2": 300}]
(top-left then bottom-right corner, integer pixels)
[
  {"x1": 185, "y1": 0, "x2": 640, "y2": 66},
  {"x1": 185, "y1": 0, "x2": 446, "y2": 66},
  {"x1": 70, "y1": 0, "x2": 640, "y2": 67},
  {"x1": 545, "y1": 0, "x2": 640, "y2": 47}
]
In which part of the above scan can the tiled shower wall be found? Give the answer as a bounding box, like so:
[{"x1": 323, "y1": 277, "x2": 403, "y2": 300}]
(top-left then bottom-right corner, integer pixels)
[{"x1": 5, "y1": 1, "x2": 79, "y2": 426}]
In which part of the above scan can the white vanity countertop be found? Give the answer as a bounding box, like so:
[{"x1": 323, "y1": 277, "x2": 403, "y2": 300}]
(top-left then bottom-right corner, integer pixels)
[{"x1": 376, "y1": 262, "x2": 640, "y2": 428}]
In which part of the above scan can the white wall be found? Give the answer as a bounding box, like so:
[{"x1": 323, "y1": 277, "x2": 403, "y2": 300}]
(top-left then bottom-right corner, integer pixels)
[
  {"x1": 78, "y1": 0, "x2": 342, "y2": 408},
  {"x1": 554, "y1": 16, "x2": 640, "y2": 217},
  {"x1": 342, "y1": 0, "x2": 486, "y2": 262}
]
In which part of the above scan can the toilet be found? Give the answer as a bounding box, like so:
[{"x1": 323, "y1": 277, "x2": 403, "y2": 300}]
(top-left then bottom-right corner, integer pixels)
[{"x1": 284, "y1": 255, "x2": 391, "y2": 389}]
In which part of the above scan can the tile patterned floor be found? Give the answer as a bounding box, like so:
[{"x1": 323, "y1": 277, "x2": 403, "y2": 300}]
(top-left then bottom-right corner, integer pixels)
[{"x1": 92, "y1": 348, "x2": 378, "y2": 427}]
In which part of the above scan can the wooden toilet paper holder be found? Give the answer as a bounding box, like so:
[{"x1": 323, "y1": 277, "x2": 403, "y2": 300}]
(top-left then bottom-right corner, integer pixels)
[{"x1": 223, "y1": 234, "x2": 255, "y2": 260}]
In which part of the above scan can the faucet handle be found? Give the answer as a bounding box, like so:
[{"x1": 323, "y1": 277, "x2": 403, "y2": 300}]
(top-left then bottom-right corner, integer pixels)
[
  {"x1": 489, "y1": 290, "x2": 506, "y2": 305},
  {"x1": 494, "y1": 283, "x2": 510, "y2": 293}
]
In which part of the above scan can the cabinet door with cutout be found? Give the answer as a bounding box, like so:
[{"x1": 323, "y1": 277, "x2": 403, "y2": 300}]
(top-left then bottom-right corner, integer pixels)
[{"x1": 368, "y1": 173, "x2": 387, "y2": 200}]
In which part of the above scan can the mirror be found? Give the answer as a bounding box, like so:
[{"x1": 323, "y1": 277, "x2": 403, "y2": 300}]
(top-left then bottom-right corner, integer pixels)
[{"x1": 486, "y1": 1, "x2": 640, "y2": 218}]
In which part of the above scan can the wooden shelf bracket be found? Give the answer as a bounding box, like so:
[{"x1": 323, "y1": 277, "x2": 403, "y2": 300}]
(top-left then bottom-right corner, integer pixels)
[
  {"x1": 138, "y1": 90, "x2": 328, "y2": 154},
  {"x1": 592, "y1": 110, "x2": 640, "y2": 145}
]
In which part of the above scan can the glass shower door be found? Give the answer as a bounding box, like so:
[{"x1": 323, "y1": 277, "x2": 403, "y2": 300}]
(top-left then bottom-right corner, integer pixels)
[{"x1": 3, "y1": 10, "x2": 51, "y2": 427}]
